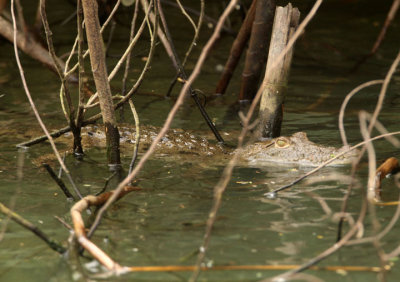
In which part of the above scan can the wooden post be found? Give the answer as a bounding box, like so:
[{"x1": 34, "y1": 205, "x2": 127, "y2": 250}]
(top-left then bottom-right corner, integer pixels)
[
  {"x1": 81, "y1": 0, "x2": 120, "y2": 165},
  {"x1": 256, "y1": 3, "x2": 299, "y2": 139}
]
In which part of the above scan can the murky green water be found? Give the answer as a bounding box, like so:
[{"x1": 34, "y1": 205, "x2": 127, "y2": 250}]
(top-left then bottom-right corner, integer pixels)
[{"x1": 1, "y1": 1, "x2": 400, "y2": 281}]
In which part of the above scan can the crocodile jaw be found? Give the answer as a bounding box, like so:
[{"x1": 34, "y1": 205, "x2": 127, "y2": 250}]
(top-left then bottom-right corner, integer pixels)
[{"x1": 240, "y1": 133, "x2": 356, "y2": 167}]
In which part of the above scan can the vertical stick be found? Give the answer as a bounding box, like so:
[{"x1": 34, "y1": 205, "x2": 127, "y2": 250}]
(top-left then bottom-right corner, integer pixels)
[
  {"x1": 238, "y1": 0, "x2": 275, "y2": 101},
  {"x1": 81, "y1": 0, "x2": 120, "y2": 165},
  {"x1": 215, "y1": 0, "x2": 257, "y2": 95},
  {"x1": 257, "y1": 3, "x2": 299, "y2": 139}
]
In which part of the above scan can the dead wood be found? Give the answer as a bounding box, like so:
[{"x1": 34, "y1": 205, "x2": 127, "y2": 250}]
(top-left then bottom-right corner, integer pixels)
[
  {"x1": 238, "y1": 0, "x2": 275, "y2": 101},
  {"x1": 215, "y1": 0, "x2": 256, "y2": 95},
  {"x1": 0, "y1": 14, "x2": 69, "y2": 77},
  {"x1": 155, "y1": 0, "x2": 224, "y2": 143},
  {"x1": 42, "y1": 163, "x2": 75, "y2": 200},
  {"x1": 70, "y1": 186, "x2": 139, "y2": 272},
  {"x1": 82, "y1": 0, "x2": 120, "y2": 165},
  {"x1": 256, "y1": 4, "x2": 299, "y2": 139}
]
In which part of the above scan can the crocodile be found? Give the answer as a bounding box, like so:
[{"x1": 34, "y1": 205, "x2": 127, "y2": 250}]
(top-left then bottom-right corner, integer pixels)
[
  {"x1": 57, "y1": 124, "x2": 356, "y2": 167},
  {"x1": 239, "y1": 132, "x2": 355, "y2": 166}
]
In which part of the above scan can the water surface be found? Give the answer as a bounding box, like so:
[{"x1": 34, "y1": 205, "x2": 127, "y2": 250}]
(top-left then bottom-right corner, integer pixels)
[{"x1": 1, "y1": 1, "x2": 400, "y2": 281}]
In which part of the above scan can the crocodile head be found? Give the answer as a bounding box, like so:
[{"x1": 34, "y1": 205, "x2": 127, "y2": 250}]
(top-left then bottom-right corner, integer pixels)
[{"x1": 240, "y1": 132, "x2": 357, "y2": 167}]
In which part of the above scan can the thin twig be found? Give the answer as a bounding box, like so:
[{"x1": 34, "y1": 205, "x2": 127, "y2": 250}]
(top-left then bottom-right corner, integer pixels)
[
  {"x1": 42, "y1": 163, "x2": 75, "y2": 200},
  {"x1": 75, "y1": 0, "x2": 85, "y2": 139},
  {"x1": 11, "y1": 0, "x2": 82, "y2": 199},
  {"x1": 359, "y1": 111, "x2": 378, "y2": 201},
  {"x1": 337, "y1": 50, "x2": 400, "y2": 241},
  {"x1": 85, "y1": 0, "x2": 151, "y2": 108},
  {"x1": 359, "y1": 111, "x2": 388, "y2": 273},
  {"x1": 165, "y1": 0, "x2": 204, "y2": 97},
  {"x1": 95, "y1": 171, "x2": 117, "y2": 196},
  {"x1": 88, "y1": 0, "x2": 233, "y2": 264},
  {"x1": 64, "y1": 0, "x2": 122, "y2": 78},
  {"x1": 40, "y1": 0, "x2": 75, "y2": 123},
  {"x1": 121, "y1": 0, "x2": 140, "y2": 97},
  {"x1": 190, "y1": 1, "x2": 323, "y2": 280},
  {"x1": 267, "y1": 196, "x2": 369, "y2": 281},
  {"x1": 339, "y1": 80, "x2": 383, "y2": 147},
  {"x1": 128, "y1": 99, "x2": 140, "y2": 174},
  {"x1": 266, "y1": 131, "x2": 400, "y2": 196},
  {"x1": 157, "y1": 0, "x2": 224, "y2": 143},
  {"x1": 0, "y1": 149, "x2": 26, "y2": 242}
]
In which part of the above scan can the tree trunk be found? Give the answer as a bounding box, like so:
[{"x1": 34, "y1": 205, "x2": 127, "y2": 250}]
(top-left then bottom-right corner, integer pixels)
[
  {"x1": 81, "y1": 0, "x2": 120, "y2": 166},
  {"x1": 256, "y1": 4, "x2": 300, "y2": 139}
]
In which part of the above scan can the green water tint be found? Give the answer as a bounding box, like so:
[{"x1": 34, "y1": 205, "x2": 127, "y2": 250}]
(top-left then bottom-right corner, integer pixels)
[{"x1": 1, "y1": 1, "x2": 400, "y2": 281}]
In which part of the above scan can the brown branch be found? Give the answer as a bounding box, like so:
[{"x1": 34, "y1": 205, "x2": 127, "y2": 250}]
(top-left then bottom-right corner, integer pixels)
[
  {"x1": 239, "y1": 0, "x2": 275, "y2": 101},
  {"x1": 165, "y1": 0, "x2": 204, "y2": 97},
  {"x1": 42, "y1": 163, "x2": 75, "y2": 200},
  {"x1": 70, "y1": 186, "x2": 139, "y2": 272},
  {"x1": 40, "y1": 0, "x2": 84, "y2": 154},
  {"x1": 0, "y1": 15, "x2": 66, "y2": 75},
  {"x1": 74, "y1": 0, "x2": 85, "y2": 156},
  {"x1": 370, "y1": 0, "x2": 399, "y2": 55},
  {"x1": 10, "y1": 0, "x2": 82, "y2": 199},
  {"x1": 121, "y1": 0, "x2": 141, "y2": 97},
  {"x1": 339, "y1": 80, "x2": 384, "y2": 147},
  {"x1": 82, "y1": 0, "x2": 120, "y2": 165},
  {"x1": 83, "y1": 2, "x2": 236, "y2": 277},
  {"x1": 191, "y1": 1, "x2": 323, "y2": 280},
  {"x1": 125, "y1": 264, "x2": 383, "y2": 272},
  {"x1": 85, "y1": 0, "x2": 151, "y2": 107},
  {"x1": 215, "y1": 0, "x2": 256, "y2": 95},
  {"x1": 64, "y1": 0, "x2": 122, "y2": 78}
]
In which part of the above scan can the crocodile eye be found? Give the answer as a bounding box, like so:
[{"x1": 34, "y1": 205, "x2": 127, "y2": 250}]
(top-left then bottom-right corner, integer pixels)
[{"x1": 275, "y1": 137, "x2": 290, "y2": 148}]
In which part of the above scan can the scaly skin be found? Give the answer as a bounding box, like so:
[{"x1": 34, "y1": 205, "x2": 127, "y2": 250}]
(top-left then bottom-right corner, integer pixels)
[
  {"x1": 240, "y1": 132, "x2": 356, "y2": 166},
  {"x1": 67, "y1": 125, "x2": 356, "y2": 167}
]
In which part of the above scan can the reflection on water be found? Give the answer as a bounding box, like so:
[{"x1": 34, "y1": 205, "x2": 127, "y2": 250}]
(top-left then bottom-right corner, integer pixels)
[{"x1": 1, "y1": 0, "x2": 400, "y2": 281}]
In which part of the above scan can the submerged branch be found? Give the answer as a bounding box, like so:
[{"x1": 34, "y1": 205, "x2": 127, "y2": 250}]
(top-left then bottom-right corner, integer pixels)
[
  {"x1": 42, "y1": 163, "x2": 75, "y2": 200},
  {"x1": 0, "y1": 202, "x2": 66, "y2": 254}
]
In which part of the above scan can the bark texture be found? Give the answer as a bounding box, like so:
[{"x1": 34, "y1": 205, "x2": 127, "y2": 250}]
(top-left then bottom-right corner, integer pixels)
[
  {"x1": 238, "y1": 0, "x2": 275, "y2": 101},
  {"x1": 81, "y1": 0, "x2": 120, "y2": 165},
  {"x1": 215, "y1": 0, "x2": 257, "y2": 95},
  {"x1": 257, "y1": 4, "x2": 300, "y2": 139}
]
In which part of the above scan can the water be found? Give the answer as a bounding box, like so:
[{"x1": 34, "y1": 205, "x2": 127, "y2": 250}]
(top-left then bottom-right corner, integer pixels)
[{"x1": 1, "y1": 1, "x2": 400, "y2": 281}]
